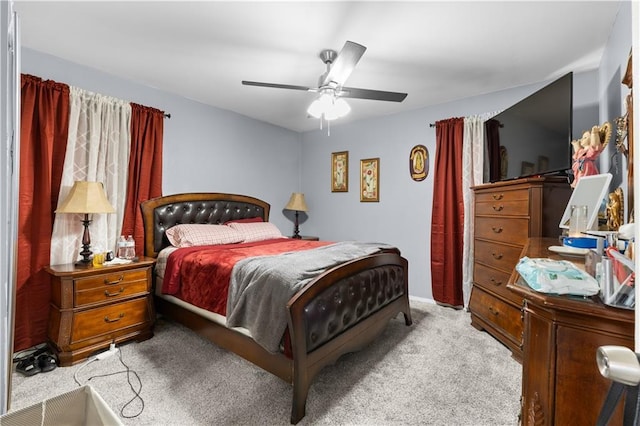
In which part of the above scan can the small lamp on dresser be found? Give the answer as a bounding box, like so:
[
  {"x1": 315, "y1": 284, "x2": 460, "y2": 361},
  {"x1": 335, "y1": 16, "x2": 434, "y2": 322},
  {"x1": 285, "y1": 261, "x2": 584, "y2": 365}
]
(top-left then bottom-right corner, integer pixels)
[
  {"x1": 55, "y1": 181, "x2": 116, "y2": 267},
  {"x1": 284, "y1": 192, "x2": 308, "y2": 239}
]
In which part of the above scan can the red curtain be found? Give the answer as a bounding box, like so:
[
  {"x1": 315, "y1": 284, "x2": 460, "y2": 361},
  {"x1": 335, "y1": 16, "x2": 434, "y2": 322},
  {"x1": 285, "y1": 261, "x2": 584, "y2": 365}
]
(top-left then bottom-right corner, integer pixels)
[
  {"x1": 431, "y1": 118, "x2": 465, "y2": 307},
  {"x1": 121, "y1": 103, "x2": 164, "y2": 256},
  {"x1": 16, "y1": 75, "x2": 70, "y2": 350}
]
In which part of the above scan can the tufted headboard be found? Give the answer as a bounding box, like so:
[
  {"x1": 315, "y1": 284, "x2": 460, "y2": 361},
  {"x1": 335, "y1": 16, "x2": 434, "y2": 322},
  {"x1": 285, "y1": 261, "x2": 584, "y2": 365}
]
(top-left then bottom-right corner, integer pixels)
[{"x1": 140, "y1": 193, "x2": 271, "y2": 258}]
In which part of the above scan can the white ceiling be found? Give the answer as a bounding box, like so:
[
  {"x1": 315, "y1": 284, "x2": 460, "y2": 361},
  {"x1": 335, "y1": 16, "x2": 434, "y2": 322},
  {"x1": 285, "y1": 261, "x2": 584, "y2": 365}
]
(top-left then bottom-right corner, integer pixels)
[{"x1": 13, "y1": 1, "x2": 622, "y2": 132}]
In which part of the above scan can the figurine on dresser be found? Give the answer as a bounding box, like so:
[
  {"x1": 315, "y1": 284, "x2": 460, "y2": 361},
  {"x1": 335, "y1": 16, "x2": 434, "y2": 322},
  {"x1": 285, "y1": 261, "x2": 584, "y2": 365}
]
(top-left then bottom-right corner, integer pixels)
[
  {"x1": 606, "y1": 187, "x2": 624, "y2": 231},
  {"x1": 571, "y1": 122, "x2": 612, "y2": 188}
]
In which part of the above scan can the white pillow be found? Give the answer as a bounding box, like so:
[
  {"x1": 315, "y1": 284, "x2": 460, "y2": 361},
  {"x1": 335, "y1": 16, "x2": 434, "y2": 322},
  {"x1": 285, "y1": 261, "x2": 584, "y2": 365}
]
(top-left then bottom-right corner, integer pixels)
[
  {"x1": 227, "y1": 222, "x2": 284, "y2": 243},
  {"x1": 165, "y1": 224, "x2": 244, "y2": 247}
]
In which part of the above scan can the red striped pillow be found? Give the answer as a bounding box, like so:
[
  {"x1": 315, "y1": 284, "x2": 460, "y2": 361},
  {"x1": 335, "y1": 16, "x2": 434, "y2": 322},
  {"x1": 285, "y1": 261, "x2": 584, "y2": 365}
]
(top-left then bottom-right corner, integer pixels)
[
  {"x1": 166, "y1": 224, "x2": 244, "y2": 247},
  {"x1": 226, "y1": 222, "x2": 284, "y2": 243}
]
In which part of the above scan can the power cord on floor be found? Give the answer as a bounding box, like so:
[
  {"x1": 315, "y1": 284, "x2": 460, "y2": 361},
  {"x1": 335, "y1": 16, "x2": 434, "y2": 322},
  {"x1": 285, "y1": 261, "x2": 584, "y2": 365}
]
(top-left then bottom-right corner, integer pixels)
[{"x1": 73, "y1": 345, "x2": 145, "y2": 419}]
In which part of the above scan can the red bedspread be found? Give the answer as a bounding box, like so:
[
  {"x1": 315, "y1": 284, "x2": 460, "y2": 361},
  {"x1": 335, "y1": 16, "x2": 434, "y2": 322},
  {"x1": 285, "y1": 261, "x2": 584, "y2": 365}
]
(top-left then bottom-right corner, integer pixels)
[{"x1": 162, "y1": 238, "x2": 333, "y2": 316}]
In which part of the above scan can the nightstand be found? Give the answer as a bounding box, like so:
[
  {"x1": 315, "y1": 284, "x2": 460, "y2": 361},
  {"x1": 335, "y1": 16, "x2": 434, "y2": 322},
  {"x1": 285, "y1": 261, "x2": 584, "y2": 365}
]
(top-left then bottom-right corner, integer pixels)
[
  {"x1": 46, "y1": 257, "x2": 156, "y2": 366},
  {"x1": 299, "y1": 235, "x2": 319, "y2": 241}
]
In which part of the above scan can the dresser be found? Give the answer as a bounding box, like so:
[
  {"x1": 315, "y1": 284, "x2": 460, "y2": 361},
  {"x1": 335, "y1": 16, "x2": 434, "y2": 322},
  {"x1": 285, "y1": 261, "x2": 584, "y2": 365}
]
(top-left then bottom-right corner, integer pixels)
[
  {"x1": 508, "y1": 238, "x2": 635, "y2": 425},
  {"x1": 46, "y1": 257, "x2": 155, "y2": 366},
  {"x1": 468, "y1": 177, "x2": 571, "y2": 359}
]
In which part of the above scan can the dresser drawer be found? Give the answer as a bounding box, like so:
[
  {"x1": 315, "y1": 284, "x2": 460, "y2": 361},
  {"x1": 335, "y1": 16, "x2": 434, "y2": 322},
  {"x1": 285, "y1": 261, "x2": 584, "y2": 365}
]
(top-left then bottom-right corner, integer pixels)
[
  {"x1": 71, "y1": 298, "x2": 150, "y2": 342},
  {"x1": 469, "y1": 285, "x2": 523, "y2": 348},
  {"x1": 474, "y1": 239, "x2": 523, "y2": 272},
  {"x1": 475, "y1": 197, "x2": 530, "y2": 216},
  {"x1": 475, "y1": 188, "x2": 529, "y2": 204},
  {"x1": 473, "y1": 262, "x2": 520, "y2": 302},
  {"x1": 475, "y1": 217, "x2": 529, "y2": 245}
]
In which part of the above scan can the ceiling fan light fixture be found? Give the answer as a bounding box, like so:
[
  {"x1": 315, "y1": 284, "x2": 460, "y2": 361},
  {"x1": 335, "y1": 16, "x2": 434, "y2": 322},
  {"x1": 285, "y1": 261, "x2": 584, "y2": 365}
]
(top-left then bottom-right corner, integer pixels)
[
  {"x1": 333, "y1": 97, "x2": 351, "y2": 117},
  {"x1": 306, "y1": 93, "x2": 350, "y2": 121}
]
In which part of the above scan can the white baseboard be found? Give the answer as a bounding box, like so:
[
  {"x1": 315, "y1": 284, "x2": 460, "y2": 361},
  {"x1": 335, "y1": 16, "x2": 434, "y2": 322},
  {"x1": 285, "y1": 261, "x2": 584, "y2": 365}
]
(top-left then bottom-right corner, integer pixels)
[{"x1": 408, "y1": 295, "x2": 436, "y2": 305}]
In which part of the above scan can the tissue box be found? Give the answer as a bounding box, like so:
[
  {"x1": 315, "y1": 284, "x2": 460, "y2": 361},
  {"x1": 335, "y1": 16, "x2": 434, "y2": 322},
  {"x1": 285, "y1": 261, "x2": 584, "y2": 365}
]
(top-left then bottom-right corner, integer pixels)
[{"x1": 0, "y1": 385, "x2": 122, "y2": 426}]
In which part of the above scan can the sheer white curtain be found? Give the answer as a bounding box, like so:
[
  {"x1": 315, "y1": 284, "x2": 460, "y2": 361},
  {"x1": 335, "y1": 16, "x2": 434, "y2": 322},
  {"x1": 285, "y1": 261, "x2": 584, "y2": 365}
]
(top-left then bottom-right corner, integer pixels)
[
  {"x1": 50, "y1": 87, "x2": 131, "y2": 265},
  {"x1": 462, "y1": 114, "x2": 491, "y2": 308}
]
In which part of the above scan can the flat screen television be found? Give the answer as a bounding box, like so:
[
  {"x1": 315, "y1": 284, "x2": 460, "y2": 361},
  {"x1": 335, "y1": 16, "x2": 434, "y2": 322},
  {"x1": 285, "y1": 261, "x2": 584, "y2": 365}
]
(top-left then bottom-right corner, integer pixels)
[{"x1": 484, "y1": 72, "x2": 573, "y2": 183}]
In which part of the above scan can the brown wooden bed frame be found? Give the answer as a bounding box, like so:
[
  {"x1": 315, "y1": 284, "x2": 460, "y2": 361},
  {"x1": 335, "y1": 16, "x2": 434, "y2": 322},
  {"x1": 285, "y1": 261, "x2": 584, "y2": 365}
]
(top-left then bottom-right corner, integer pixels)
[{"x1": 140, "y1": 192, "x2": 412, "y2": 423}]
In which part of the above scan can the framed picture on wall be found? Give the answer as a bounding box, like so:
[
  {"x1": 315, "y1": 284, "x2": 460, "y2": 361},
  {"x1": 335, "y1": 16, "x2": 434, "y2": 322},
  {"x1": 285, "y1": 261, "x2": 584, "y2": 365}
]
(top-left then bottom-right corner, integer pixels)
[
  {"x1": 409, "y1": 144, "x2": 428, "y2": 181},
  {"x1": 360, "y1": 158, "x2": 379, "y2": 202},
  {"x1": 331, "y1": 151, "x2": 348, "y2": 192}
]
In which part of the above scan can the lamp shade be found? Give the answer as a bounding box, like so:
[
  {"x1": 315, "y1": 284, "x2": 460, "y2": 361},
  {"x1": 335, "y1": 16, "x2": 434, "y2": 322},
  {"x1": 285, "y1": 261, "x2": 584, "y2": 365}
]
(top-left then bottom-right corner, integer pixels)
[
  {"x1": 284, "y1": 193, "x2": 308, "y2": 212},
  {"x1": 56, "y1": 181, "x2": 116, "y2": 214}
]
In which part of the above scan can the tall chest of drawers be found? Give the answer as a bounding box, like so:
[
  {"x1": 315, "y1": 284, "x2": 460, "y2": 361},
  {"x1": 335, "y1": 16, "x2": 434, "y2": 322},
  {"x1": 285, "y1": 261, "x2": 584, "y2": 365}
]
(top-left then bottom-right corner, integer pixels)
[
  {"x1": 468, "y1": 177, "x2": 570, "y2": 359},
  {"x1": 46, "y1": 257, "x2": 156, "y2": 366}
]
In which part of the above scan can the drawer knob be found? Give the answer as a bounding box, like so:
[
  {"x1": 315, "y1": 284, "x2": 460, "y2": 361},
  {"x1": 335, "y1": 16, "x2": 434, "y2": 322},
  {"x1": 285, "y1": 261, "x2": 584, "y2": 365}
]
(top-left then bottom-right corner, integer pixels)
[
  {"x1": 492, "y1": 193, "x2": 504, "y2": 200},
  {"x1": 492, "y1": 204, "x2": 504, "y2": 211},
  {"x1": 104, "y1": 313, "x2": 125, "y2": 323},
  {"x1": 104, "y1": 275, "x2": 124, "y2": 286},
  {"x1": 491, "y1": 226, "x2": 503, "y2": 233},
  {"x1": 490, "y1": 278, "x2": 503, "y2": 286},
  {"x1": 488, "y1": 306, "x2": 499, "y2": 316},
  {"x1": 491, "y1": 252, "x2": 503, "y2": 260},
  {"x1": 104, "y1": 287, "x2": 124, "y2": 297}
]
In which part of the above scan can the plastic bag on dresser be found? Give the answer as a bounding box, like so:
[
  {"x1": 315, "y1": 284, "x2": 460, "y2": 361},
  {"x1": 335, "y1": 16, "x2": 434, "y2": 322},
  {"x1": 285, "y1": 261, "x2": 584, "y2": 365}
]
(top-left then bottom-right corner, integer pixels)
[{"x1": 515, "y1": 256, "x2": 600, "y2": 296}]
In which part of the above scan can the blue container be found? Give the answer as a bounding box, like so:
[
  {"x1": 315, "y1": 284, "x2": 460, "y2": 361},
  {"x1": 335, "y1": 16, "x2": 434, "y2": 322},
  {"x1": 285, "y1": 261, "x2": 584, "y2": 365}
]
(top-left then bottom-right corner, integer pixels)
[{"x1": 563, "y1": 236, "x2": 599, "y2": 249}]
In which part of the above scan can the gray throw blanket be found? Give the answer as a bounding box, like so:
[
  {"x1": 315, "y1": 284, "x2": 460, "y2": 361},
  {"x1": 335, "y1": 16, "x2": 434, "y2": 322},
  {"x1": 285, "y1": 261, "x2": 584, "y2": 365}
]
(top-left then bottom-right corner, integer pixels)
[{"x1": 226, "y1": 241, "x2": 393, "y2": 353}]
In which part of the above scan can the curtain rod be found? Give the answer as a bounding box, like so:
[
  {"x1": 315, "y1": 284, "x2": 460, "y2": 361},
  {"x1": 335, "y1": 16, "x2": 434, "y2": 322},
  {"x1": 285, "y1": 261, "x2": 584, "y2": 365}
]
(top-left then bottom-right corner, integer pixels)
[
  {"x1": 429, "y1": 122, "x2": 503, "y2": 127},
  {"x1": 164, "y1": 113, "x2": 171, "y2": 119}
]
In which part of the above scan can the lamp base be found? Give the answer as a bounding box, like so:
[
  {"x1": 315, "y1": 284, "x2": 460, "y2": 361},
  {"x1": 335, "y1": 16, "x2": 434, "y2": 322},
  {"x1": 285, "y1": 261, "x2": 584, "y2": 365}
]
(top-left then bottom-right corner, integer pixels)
[
  {"x1": 74, "y1": 259, "x2": 92, "y2": 268},
  {"x1": 76, "y1": 214, "x2": 93, "y2": 268}
]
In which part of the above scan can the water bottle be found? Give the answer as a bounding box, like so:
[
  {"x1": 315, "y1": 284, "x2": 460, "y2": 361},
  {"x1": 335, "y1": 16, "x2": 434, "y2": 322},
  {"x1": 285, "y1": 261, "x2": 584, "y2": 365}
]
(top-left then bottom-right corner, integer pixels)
[
  {"x1": 126, "y1": 235, "x2": 135, "y2": 260},
  {"x1": 117, "y1": 236, "x2": 127, "y2": 259}
]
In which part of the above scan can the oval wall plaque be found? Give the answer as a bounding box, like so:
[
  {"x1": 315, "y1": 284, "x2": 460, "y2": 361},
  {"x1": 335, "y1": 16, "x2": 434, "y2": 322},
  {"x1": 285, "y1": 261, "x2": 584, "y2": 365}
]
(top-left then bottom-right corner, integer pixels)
[{"x1": 409, "y1": 144, "x2": 428, "y2": 181}]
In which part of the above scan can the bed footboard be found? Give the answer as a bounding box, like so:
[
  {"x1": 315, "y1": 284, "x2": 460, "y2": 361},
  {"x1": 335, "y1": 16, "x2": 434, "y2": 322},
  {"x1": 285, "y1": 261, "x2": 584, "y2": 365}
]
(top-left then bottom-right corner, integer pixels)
[{"x1": 286, "y1": 252, "x2": 411, "y2": 423}]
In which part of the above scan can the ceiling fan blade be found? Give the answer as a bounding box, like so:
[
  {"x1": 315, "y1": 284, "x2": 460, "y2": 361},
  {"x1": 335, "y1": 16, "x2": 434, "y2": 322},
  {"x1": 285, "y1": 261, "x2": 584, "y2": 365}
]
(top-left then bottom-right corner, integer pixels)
[
  {"x1": 340, "y1": 87, "x2": 407, "y2": 102},
  {"x1": 321, "y1": 41, "x2": 366, "y2": 87},
  {"x1": 242, "y1": 81, "x2": 313, "y2": 92}
]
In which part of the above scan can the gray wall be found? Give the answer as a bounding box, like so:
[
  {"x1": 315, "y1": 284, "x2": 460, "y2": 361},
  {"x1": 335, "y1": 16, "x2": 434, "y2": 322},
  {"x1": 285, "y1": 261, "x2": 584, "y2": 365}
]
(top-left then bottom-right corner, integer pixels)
[{"x1": 20, "y1": 48, "x2": 301, "y2": 236}]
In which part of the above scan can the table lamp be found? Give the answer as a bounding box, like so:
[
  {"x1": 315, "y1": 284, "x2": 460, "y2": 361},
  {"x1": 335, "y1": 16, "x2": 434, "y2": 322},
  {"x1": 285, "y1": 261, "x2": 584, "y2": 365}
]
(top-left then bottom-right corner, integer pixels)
[
  {"x1": 284, "y1": 192, "x2": 308, "y2": 239},
  {"x1": 56, "y1": 181, "x2": 116, "y2": 267}
]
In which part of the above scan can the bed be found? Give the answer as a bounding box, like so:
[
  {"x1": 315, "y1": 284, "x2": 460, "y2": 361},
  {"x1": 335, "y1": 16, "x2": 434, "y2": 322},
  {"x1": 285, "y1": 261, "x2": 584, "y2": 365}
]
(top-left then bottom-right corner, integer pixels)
[{"x1": 140, "y1": 192, "x2": 412, "y2": 423}]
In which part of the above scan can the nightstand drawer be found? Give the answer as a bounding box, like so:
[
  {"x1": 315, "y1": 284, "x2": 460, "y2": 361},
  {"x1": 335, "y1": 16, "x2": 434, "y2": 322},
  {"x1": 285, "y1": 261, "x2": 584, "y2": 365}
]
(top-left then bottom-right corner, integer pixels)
[
  {"x1": 47, "y1": 257, "x2": 155, "y2": 365},
  {"x1": 72, "y1": 298, "x2": 150, "y2": 342},
  {"x1": 75, "y1": 269, "x2": 148, "y2": 291},
  {"x1": 75, "y1": 280, "x2": 148, "y2": 307}
]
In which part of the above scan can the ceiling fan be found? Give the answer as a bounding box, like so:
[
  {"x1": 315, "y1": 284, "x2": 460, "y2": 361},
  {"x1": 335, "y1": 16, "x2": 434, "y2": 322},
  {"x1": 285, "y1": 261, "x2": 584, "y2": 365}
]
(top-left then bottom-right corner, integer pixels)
[{"x1": 242, "y1": 41, "x2": 407, "y2": 122}]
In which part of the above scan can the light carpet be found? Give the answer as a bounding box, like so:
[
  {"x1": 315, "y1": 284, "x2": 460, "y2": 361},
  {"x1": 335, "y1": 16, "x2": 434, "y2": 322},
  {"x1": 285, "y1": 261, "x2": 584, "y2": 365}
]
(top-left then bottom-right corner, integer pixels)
[{"x1": 8, "y1": 299, "x2": 521, "y2": 425}]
